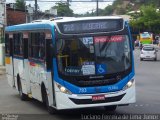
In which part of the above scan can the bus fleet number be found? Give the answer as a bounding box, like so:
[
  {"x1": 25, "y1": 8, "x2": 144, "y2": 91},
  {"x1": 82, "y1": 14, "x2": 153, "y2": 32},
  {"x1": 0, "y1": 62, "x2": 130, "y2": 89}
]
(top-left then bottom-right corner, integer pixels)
[{"x1": 79, "y1": 88, "x2": 87, "y2": 93}]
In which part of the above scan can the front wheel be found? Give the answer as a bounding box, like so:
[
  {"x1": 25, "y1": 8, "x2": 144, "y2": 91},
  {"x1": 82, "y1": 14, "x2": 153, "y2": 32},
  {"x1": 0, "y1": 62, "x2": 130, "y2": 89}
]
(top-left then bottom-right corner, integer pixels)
[
  {"x1": 18, "y1": 80, "x2": 28, "y2": 101},
  {"x1": 104, "y1": 105, "x2": 117, "y2": 112},
  {"x1": 43, "y1": 89, "x2": 57, "y2": 114},
  {"x1": 154, "y1": 58, "x2": 157, "y2": 61}
]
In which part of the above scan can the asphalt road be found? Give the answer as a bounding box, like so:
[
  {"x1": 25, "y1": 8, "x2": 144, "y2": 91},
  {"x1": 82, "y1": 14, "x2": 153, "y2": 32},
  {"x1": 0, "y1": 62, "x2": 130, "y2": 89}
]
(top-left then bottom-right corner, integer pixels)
[{"x1": 0, "y1": 48, "x2": 160, "y2": 120}]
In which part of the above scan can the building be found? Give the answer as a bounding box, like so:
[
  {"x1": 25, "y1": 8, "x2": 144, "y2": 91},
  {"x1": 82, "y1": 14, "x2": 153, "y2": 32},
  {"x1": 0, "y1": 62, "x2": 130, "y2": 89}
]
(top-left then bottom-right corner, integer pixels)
[
  {"x1": 0, "y1": 1, "x2": 6, "y2": 43},
  {"x1": 0, "y1": 0, "x2": 6, "y2": 65},
  {"x1": 6, "y1": 3, "x2": 55, "y2": 25},
  {"x1": 6, "y1": 7, "x2": 27, "y2": 26}
]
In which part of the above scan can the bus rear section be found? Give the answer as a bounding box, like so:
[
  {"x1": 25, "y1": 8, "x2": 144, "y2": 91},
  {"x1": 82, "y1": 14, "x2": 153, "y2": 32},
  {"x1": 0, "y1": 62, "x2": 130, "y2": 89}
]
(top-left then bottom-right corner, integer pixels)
[
  {"x1": 5, "y1": 17, "x2": 135, "y2": 113},
  {"x1": 140, "y1": 32, "x2": 153, "y2": 44}
]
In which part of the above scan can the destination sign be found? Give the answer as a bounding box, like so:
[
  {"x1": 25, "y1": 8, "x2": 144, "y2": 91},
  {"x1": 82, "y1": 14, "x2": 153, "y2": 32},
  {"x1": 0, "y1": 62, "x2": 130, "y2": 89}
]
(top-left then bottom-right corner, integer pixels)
[{"x1": 57, "y1": 19, "x2": 123, "y2": 34}]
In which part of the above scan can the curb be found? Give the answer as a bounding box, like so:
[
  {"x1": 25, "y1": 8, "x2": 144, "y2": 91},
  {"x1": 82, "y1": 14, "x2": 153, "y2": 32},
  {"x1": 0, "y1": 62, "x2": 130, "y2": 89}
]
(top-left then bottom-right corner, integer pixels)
[{"x1": 0, "y1": 66, "x2": 6, "y2": 75}]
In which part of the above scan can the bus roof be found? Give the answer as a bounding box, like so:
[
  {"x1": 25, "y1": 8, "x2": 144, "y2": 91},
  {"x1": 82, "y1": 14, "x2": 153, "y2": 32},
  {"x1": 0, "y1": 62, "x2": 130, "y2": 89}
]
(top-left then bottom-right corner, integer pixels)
[
  {"x1": 5, "y1": 16, "x2": 123, "y2": 32},
  {"x1": 50, "y1": 16, "x2": 123, "y2": 22}
]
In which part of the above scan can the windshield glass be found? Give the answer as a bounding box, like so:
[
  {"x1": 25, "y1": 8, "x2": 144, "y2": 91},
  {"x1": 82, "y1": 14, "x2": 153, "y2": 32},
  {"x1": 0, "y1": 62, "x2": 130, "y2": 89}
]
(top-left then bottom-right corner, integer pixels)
[
  {"x1": 56, "y1": 35, "x2": 131, "y2": 76},
  {"x1": 143, "y1": 47, "x2": 154, "y2": 51}
]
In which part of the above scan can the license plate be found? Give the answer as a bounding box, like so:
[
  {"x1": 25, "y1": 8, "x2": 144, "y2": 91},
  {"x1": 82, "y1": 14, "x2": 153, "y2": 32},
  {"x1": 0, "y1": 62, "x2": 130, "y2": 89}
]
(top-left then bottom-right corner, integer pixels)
[
  {"x1": 146, "y1": 56, "x2": 150, "y2": 58},
  {"x1": 92, "y1": 95, "x2": 105, "y2": 101}
]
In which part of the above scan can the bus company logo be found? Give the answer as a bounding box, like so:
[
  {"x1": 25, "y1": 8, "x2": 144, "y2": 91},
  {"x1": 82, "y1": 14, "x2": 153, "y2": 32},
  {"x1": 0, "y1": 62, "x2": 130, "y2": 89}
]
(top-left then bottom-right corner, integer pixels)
[
  {"x1": 116, "y1": 75, "x2": 121, "y2": 81},
  {"x1": 89, "y1": 76, "x2": 104, "y2": 79}
]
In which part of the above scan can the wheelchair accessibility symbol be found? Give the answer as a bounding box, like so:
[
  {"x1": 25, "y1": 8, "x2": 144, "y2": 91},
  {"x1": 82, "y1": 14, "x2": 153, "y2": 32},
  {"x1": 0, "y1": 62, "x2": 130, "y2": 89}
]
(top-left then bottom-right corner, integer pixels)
[{"x1": 96, "y1": 64, "x2": 107, "y2": 74}]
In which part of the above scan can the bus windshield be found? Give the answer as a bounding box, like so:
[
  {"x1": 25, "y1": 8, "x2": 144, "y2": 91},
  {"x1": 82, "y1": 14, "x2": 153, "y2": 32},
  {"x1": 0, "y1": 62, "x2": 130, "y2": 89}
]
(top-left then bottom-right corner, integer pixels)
[{"x1": 56, "y1": 35, "x2": 131, "y2": 76}]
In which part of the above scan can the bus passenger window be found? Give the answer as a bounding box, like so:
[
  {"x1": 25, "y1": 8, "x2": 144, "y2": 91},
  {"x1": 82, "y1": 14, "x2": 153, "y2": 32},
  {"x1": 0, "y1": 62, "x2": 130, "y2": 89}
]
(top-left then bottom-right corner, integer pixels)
[
  {"x1": 29, "y1": 32, "x2": 45, "y2": 60},
  {"x1": 39, "y1": 33, "x2": 45, "y2": 59},
  {"x1": 13, "y1": 33, "x2": 23, "y2": 57},
  {"x1": 5, "y1": 34, "x2": 10, "y2": 55}
]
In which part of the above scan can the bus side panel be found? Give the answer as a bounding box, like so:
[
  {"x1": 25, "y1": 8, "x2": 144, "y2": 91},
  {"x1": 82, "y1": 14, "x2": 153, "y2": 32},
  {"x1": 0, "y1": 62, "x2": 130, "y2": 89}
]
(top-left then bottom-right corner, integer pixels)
[
  {"x1": 46, "y1": 72, "x2": 55, "y2": 107},
  {"x1": 13, "y1": 58, "x2": 27, "y2": 94},
  {"x1": 29, "y1": 62, "x2": 43, "y2": 101},
  {"x1": 24, "y1": 59, "x2": 31, "y2": 94},
  {"x1": 5, "y1": 56, "x2": 14, "y2": 87}
]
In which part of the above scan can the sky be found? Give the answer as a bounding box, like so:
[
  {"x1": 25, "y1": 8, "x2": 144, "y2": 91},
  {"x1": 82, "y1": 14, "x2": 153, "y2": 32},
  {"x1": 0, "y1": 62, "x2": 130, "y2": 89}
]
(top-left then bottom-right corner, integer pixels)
[{"x1": 6, "y1": 0, "x2": 114, "y2": 14}]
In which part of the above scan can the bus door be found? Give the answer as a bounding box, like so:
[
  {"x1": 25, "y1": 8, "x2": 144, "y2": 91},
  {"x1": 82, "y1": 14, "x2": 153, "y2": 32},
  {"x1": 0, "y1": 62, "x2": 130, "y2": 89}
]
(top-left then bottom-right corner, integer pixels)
[
  {"x1": 45, "y1": 31, "x2": 56, "y2": 107},
  {"x1": 29, "y1": 32, "x2": 45, "y2": 101},
  {"x1": 5, "y1": 33, "x2": 15, "y2": 87}
]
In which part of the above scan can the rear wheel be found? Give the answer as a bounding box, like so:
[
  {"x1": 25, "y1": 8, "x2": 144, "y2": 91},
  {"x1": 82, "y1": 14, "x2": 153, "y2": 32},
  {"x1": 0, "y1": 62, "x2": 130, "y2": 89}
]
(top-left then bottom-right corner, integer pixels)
[
  {"x1": 154, "y1": 58, "x2": 157, "y2": 61},
  {"x1": 104, "y1": 105, "x2": 117, "y2": 112},
  {"x1": 140, "y1": 58, "x2": 143, "y2": 61}
]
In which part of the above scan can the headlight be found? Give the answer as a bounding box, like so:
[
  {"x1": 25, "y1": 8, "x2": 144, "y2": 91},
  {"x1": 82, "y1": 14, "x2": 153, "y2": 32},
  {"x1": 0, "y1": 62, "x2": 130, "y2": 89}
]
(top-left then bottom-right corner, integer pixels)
[
  {"x1": 123, "y1": 79, "x2": 134, "y2": 90},
  {"x1": 56, "y1": 83, "x2": 72, "y2": 95}
]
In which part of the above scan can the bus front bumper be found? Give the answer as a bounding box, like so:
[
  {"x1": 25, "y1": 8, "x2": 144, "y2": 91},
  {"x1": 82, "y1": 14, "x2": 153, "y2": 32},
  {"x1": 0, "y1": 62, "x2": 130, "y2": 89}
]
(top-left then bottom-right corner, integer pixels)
[{"x1": 54, "y1": 83, "x2": 136, "y2": 110}]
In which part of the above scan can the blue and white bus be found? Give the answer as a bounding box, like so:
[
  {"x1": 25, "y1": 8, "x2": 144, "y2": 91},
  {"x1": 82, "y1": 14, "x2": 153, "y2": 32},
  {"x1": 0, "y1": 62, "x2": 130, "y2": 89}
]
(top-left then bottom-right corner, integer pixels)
[{"x1": 5, "y1": 16, "x2": 135, "y2": 114}]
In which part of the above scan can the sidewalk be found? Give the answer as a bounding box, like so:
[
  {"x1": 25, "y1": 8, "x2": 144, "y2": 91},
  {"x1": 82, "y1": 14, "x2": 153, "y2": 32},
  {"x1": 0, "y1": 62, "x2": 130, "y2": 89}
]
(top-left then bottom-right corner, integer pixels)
[{"x1": 0, "y1": 65, "x2": 6, "y2": 75}]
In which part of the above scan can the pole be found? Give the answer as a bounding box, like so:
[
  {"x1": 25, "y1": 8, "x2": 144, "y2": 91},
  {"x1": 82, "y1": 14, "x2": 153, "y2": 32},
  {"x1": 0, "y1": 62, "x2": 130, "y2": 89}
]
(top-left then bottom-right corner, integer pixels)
[
  {"x1": 35, "y1": 0, "x2": 38, "y2": 19},
  {"x1": 96, "y1": 0, "x2": 98, "y2": 16},
  {"x1": 67, "y1": 0, "x2": 70, "y2": 7}
]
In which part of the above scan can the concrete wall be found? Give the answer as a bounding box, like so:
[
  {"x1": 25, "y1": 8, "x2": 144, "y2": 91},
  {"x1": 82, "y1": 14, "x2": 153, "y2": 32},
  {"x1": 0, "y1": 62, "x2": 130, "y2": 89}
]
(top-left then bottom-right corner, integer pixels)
[{"x1": 0, "y1": 43, "x2": 5, "y2": 65}]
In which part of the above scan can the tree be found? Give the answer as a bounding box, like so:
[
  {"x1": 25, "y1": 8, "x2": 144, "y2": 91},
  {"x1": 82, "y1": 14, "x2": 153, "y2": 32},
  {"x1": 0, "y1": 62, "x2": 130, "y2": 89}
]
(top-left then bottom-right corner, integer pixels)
[
  {"x1": 15, "y1": 0, "x2": 26, "y2": 11},
  {"x1": 53, "y1": 2, "x2": 73, "y2": 17},
  {"x1": 130, "y1": 5, "x2": 160, "y2": 33},
  {"x1": 103, "y1": 5, "x2": 114, "y2": 15}
]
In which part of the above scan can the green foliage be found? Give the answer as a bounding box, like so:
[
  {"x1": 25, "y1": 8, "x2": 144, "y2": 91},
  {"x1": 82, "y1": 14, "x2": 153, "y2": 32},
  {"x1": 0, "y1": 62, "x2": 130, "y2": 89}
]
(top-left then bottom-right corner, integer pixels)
[
  {"x1": 116, "y1": 7, "x2": 126, "y2": 15},
  {"x1": 130, "y1": 5, "x2": 160, "y2": 34},
  {"x1": 54, "y1": 2, "x2": 73, "y2": 17},
  {"x1": 112, "y1": 0, "x2": 123, "y2": 7},
  {"x1": 103, "y1": 5, "x2": 114, "y2": 15},
  {"x1": 15, "y1": 0, "x2": 26, "y2": 11}
]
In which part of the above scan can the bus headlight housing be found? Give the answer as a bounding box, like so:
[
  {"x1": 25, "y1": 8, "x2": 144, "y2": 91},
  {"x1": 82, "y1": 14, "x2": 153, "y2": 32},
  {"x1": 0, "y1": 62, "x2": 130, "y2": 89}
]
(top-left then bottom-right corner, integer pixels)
[
  {"x1": 56, "y1": 83, "x2": 72, "y2": 95},
  {"x1": 123, "y1": 79, "x2": 134, "y2": 90}
]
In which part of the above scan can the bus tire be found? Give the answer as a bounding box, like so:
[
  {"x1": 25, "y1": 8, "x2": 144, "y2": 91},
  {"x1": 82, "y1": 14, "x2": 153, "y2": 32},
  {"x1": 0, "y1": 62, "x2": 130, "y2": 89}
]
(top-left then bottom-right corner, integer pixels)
[
  {"x1": 104, "y1": 105, "x2": 117, "y2": 112},
  {"x1": 17, "y1": 75, "x2": 28, "y2": 101},
  {"x1": 42, "y1": 86, "x2": 57, "y2": 114}
]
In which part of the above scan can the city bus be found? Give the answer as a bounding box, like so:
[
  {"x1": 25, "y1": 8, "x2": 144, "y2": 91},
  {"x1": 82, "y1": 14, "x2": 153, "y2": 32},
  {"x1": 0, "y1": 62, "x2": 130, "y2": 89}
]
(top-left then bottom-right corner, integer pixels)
[
  {"x1": 139, "y1": 32, "x2": 153, "y2": 45},
  {"x1": 5, "y1": 16, "x2": 135, "y2": 114}
]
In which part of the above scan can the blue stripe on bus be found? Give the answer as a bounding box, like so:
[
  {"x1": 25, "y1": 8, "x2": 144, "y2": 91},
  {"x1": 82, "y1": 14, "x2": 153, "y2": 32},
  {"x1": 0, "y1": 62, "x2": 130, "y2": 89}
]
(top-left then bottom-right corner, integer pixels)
[
  {"x1": 55, "y1": 71, "x2": 134, "y2": 94},
  {"x1": 53, "y1": 59, "x2": 135, "y2": 94},
  {"x1": 126, "y1": 21, "x2": 135, "y2": 73},
  {"x1": 5, "y1": 23, "x2": 53, "y2": 32},
  {"x1": 53, "y1": 58, "x2": 65, "y2": 86}
]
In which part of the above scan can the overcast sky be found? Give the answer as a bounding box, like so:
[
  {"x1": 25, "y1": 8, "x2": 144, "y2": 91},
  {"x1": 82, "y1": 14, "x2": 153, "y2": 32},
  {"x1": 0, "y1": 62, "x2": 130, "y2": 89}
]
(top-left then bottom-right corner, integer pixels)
[{"x1": 6, "y1": 0, "x2": 114, "y2": 14}]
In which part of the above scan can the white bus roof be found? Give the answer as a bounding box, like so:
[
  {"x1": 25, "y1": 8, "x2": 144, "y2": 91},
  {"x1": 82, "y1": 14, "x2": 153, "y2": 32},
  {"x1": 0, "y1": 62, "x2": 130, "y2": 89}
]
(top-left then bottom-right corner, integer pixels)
[{"x1": 51, "y1": 16, "x2": 123, "y2": 23}]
